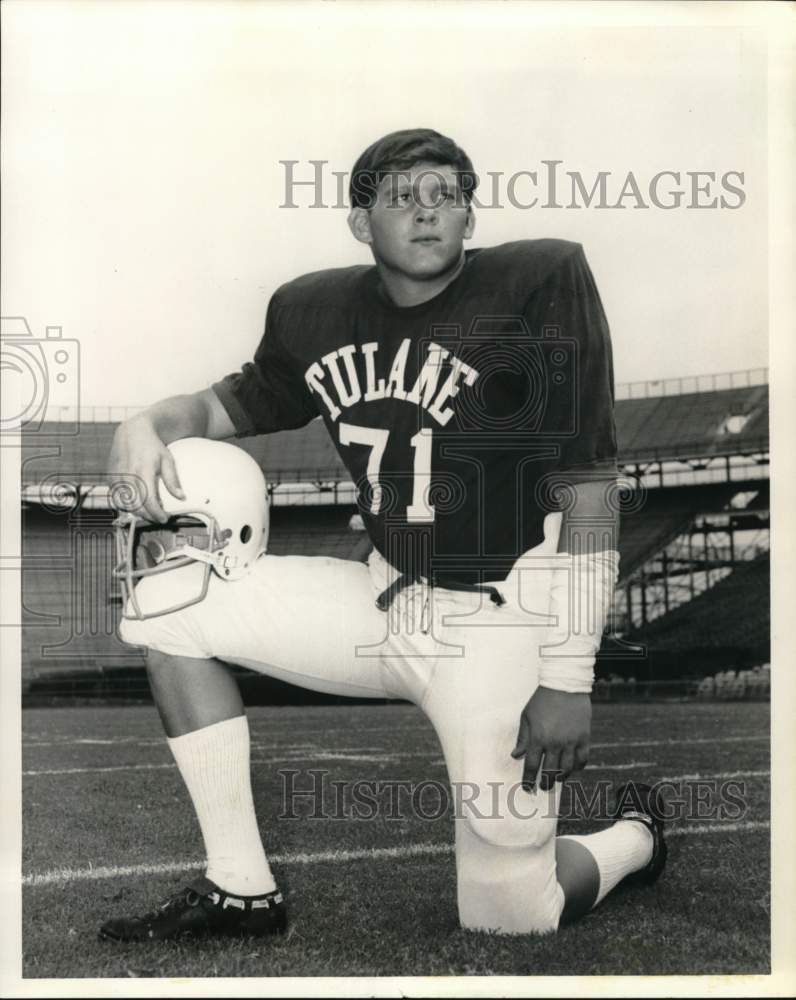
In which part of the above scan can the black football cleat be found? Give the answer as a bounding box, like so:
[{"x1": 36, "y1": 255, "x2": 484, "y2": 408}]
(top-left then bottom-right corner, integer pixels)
[
  {"x1": 612, "y1": 781, "x2": 668, "y2": 884},
  {"x1": 98, "y1": 876, "x2": 287, "y2": 942}
]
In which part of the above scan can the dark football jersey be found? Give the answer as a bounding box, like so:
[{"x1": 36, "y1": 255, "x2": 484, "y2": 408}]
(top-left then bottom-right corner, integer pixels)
[{"x1": 212, "y1": 239, "x2": 618, "y2": 585}]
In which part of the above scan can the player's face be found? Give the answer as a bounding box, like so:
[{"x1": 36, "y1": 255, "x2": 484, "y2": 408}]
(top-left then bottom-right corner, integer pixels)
[{"x1": 349, "y1": 162, "x2": 475, "y2": 285}]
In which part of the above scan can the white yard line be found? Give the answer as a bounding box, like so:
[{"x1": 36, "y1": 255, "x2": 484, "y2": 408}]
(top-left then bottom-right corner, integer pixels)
[
  {"x1": 427, "y1": 758, "x2": 659, "y2": 769},
  {"x1": 669, "y1": 821, "x2": 770, "y2": 838},
  {"x1": 19, "y1": 757, "x2": 657, "y2": 777},
  {"x1": 23, "y1": 763, "x2": 176, "y2": 776},
  {"x1": 282, "y1": 752, "x2": 402, "y2": 762},
  {"x1": 589, "y1": 735, "x2": 768, "y2": 750},
  {"x1": 657, "y1": 769, "x2": 770, "y2": 783},
  {"x1": 21, "y1": 820, "x2": 770, "y2": 888},
  {"x1": 23, "y1": 758, "x2": 771, "y2": 779},
  {"x1": 24, "y1": 733, "x2": 769, "y2": 751},
  {"x1": 587, "y1": 760, "x2": 657, "y2": 771},
  {"x1": 22, "y1": 740, "x2": 324, "y2": 750},
  {"x1": 22, "y1": 754, "x2": 402, "y2": 776}
]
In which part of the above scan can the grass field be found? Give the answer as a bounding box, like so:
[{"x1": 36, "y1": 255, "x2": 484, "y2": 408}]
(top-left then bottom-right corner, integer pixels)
[{"x1": 21, "y1": 700, "x2": 770, "y2": 979}]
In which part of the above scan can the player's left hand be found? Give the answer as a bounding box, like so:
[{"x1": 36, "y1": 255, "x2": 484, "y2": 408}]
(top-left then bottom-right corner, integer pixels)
[{"x1": 511, "y1": 687, "x2": 591, "y2": 792}]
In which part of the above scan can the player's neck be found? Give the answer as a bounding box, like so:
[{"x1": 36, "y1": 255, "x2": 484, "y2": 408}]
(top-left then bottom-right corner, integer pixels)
[{"x1": 376, "y1": 252, "x2": 467, "y2": 308}]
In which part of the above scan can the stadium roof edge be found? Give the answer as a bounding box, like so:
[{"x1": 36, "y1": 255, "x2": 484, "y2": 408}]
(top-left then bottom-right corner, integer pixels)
[{"x1": 614, "y1": 367, "x2": 767, "y2": 400}]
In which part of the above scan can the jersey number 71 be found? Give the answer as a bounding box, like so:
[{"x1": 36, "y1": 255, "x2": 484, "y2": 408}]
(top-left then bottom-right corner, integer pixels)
[{"x1": 339, "y1": 422, "x2": 434, "y2": 523}]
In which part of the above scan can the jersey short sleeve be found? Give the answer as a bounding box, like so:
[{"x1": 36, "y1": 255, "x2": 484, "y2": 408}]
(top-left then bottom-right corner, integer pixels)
[
  {"x1": 211, "y1": 297, "x2": 319, "y2": 437},
  {"x1": 524, "y1": 244, "x2": 619, "y2": 481}
]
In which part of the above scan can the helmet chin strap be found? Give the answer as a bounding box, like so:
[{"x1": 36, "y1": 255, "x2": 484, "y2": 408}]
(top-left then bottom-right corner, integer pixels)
[{"x1": 164, "y1": 544, "x2": 238, "y2": 572}]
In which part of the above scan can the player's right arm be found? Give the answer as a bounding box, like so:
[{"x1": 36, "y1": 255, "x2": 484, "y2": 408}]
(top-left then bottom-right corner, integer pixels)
[
  {"x1": 111, "y1": 277, "x2": 322, "y2": 523},
  {"x1": 108, "y1": 388, "x2": 234, "y2": 524}
]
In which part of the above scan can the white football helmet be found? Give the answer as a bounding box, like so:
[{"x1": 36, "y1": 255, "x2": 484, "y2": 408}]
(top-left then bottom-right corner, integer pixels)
[{"x1": 113, "y1": 438, "x2": 269, "y2": 620}]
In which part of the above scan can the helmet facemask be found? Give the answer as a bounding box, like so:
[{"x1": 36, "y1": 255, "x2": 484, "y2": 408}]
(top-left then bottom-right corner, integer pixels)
[
  {"x1": 113, "y1": 512, "x2": 225, "y2": 620},
  {"x1": 110, "y1": 438, "x2": 269, "y2": 620}
]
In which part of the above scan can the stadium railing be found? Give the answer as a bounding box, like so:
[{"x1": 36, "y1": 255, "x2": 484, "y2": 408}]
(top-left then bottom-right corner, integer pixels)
[
  {"x1": 31, "y1": 368, "x2": 769, "y2": 419},
  {"x1": 614, "y1": 368, "x2": 768, "y2": 400}
]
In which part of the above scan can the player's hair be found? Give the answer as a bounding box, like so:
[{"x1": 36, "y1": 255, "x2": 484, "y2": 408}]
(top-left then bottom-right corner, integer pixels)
[{"x1": 349, "y1": 128, "x2": 478, "y2": 210}]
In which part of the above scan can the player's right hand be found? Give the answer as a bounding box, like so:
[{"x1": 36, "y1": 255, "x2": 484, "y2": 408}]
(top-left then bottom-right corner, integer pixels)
[{"x1": 108, "y1": 415, "x2": 185, "y2": 523}]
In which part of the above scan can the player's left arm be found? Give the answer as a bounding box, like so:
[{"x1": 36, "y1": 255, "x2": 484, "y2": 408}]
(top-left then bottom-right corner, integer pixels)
[
  {"x1": 511, "y1": 242, "x2": 620, "y2": 792},
  {"x1": 512, "y1": 477, "x2": 619, "y2": 791}
]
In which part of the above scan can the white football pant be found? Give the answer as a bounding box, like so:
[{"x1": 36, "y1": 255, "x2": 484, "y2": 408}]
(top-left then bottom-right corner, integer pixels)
[{"x1": 120, "y1": 514, "x2": 568, "y2": 934}]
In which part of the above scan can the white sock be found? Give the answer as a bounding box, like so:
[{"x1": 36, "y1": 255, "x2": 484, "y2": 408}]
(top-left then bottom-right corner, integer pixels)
[
  {"x1": 167, "y1": 715, "x2": 277, "y2": 896},
  {"x1": 560, "y1": 819, "x2": 653, "y2": 906}
]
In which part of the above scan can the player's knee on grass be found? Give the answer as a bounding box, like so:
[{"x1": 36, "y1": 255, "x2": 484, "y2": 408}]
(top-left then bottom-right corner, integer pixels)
[{"x1": 456, "y1": 819, "x2": 563, "y2": 935}]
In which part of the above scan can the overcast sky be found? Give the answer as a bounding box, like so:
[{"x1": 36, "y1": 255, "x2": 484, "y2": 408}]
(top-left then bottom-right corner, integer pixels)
[{"x1": 2, "y1": 1, "x2": 769, "y2": 409}]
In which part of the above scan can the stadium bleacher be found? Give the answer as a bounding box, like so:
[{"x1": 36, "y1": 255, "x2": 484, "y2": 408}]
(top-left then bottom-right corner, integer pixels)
[
  {"x1": 616, "y1": 482, "x2": 763, "y2": 580},
  {"x1": 625, "y1": 552, "x2": 769, "y2": 657},
  {"x1": 615, "y1": 384, "x2": 768, "y2": 461},
  {"x1": 20, "y1": 379, "x2": 769, "y2": 486},
  {"x1": 20, "y1": 418, "x2": 348, "y2": 487},
  {"x1": 696, "y1": 663, "x2": 770, "y2": 700}
]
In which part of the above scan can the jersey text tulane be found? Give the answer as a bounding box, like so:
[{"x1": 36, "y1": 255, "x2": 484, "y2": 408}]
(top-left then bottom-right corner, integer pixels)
[
  {"x1": 304, "y1": 338, "x2": 478, "y2": 426},
  {"x1": 213, "y1": 239, "x2": 619, "y2": 584}
]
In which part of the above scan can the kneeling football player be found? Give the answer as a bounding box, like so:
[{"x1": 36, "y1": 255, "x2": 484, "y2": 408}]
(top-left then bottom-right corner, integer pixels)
[{"x1": 101, "y1": 128, "x2": 666, "y2": 942}]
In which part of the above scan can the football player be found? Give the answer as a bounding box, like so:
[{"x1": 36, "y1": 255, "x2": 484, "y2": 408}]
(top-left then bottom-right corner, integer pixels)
[{"x1": 101, "y1": 128, "x2": 666, "y2": 942}]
